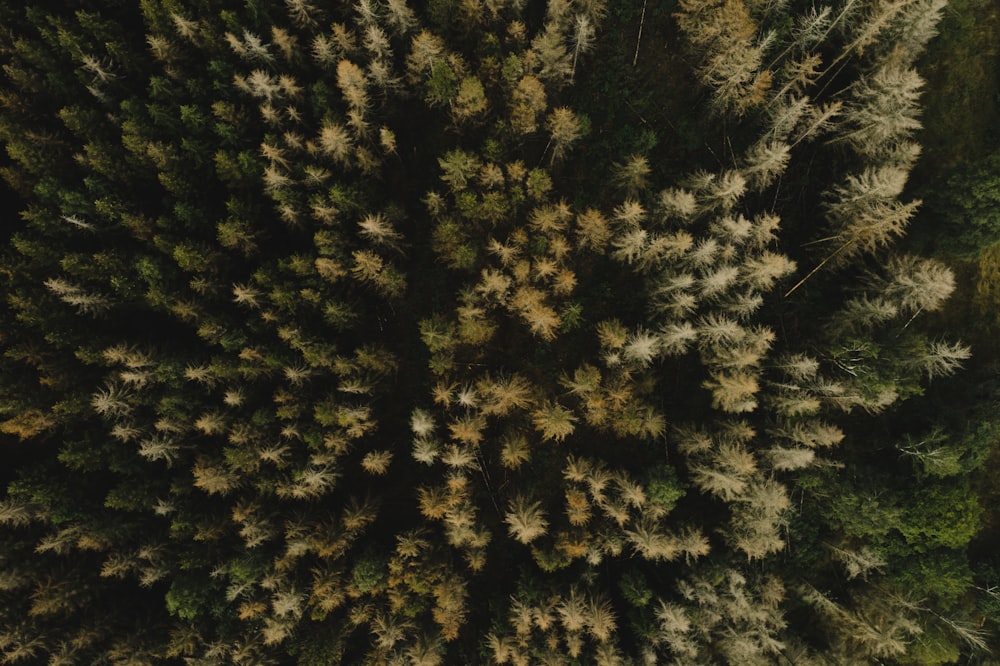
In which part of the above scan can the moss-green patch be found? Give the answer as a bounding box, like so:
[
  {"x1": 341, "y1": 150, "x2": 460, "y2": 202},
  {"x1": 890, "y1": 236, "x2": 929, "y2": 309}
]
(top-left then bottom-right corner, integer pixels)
[
  {"x1": 917, "y1": 0, "x2": 1000, "y2": 177},
  {"x1": 972, "y1": 241, "x2": 1000, "y2": 346}
]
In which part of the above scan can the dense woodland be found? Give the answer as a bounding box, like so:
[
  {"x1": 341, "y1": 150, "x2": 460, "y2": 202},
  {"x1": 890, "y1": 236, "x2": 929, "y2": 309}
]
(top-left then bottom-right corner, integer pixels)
[{"x1": 0, "y1": 0, "x2": 999, "y2": 663}]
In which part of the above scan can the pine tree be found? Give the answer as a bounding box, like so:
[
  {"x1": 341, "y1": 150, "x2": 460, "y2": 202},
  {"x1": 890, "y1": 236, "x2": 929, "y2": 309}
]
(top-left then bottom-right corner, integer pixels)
[
  {"x1": 477, "y1": 373, "x2": 535, "y2": 416},
  {"x1": 766, "y1": 446, "x2": 815, "y2": 471},
  {"x1": 879, "y1": 254, "x2": 955, "y2": 315},
  {"x1": 913, "y1": 340, "x2": 971, "y2": 379},
  {"x1": 690, "y1": 464, "x2": 747, "y2": 500},
  {"x1": 0, "y1": 499, "x2": 40, "y2": 527},
  {"x1": 0, "y1": 408, "x2": 57, "y2": 441},
  {"x1": 137, "y1": 434, "x2": 182, "y2": 466},
  {"x1": 611, "y1": 155, "x2": 650, "y2": 198},
  {"x1": 317, "y1": 122, "x2": 353, "y2": 165},
  {"x1": 530, "y1": 25, "x2": 572, "y2": 83},
  {"x1": 546, "y1": 107, "x2": 583, "y2": 163},
  {"x1": 585, "y1": 595, "x2": 617, "y2": 643},
  {"x1": 830, "y1": 544, "x2": 887, "y2": 580},
  {"x1": 730, "y1": 479, "x2": 789, "y2": 560},
  {"x1": 569, "y1": 14, "x2": 596, "y2": 79},
  {"x1": 626, "y1": 521, "x2": 679, "y2": 561},
  {"x1": 337, "y1": 59, "x2": 369, "y2": 114},
  {"x1": 675, "y1": 0, "x2": 772, "y2": 115},
  {"x1": 836, "y1": 63, "x2": 924, "y2": 157},
  {"x1": 703, "y1": 370, "x2": 760, "y2": 413},
  {"x1": 361, "y1": 450, "x2": 393, "y2": 474},
  {"x1": 894, "y1": 0, "x2": 948, "y2": 63},
  {"x1": 531, "y1": 402, "x2": 577, "y2": 442},
  {"x1": 505, "y1": 496, "x2": 549, "y2": 544},
  {"x1": 358, "y1": 212, "x2": 403, "y2": 249},
  {"x1": 742, "y1": 139, "x2": 790, "y2": 191},
  {"x1": 510, "y1": 76, "x2": 548, "y2": 135},
  {"x1": 44, "y1": 278, "x2": 111, "y2": 314},
  {"x1": 500, "y1": 432, "x2": 531, "y2": 470},
  {"x1": 622, "y1": 329, "x2": 660, "y2": 368}
]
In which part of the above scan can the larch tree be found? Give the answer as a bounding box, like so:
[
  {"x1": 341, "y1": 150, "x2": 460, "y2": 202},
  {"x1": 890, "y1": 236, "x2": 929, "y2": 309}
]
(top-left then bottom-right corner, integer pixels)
[
  {"x1": 505, "y1": 496, "x2": 550, "y2": 544},
  {"x1": 0, "y1": 0, "x2": 979, "y2": 662}
]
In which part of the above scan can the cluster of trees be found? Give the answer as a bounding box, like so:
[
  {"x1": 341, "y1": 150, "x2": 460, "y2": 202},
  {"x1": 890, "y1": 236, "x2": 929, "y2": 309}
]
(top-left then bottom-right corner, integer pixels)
[{"x1": 0, "y1": 0, "x2": 994, "y2": 663}]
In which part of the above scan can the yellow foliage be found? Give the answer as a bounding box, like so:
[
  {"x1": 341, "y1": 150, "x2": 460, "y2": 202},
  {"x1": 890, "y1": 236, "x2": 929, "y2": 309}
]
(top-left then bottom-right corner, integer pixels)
[{"x1": 0, "y1": 408, "x2": 55, "y2": 440}]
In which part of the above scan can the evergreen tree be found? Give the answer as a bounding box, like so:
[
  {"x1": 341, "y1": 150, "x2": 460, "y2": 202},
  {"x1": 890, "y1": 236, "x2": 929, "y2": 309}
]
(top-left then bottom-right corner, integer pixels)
[{"x1": 0, "y1": 0, "x2": 982, "y2": 662}]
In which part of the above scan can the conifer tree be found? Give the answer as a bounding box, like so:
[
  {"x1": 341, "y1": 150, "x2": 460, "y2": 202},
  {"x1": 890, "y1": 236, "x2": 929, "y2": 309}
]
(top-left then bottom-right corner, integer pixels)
[
  {"x1": 0, "y1": 0, "x2": 978, "y2": 661},
  {"x1": 505, "y1": 496, "x2": 549, "y2": 544}
]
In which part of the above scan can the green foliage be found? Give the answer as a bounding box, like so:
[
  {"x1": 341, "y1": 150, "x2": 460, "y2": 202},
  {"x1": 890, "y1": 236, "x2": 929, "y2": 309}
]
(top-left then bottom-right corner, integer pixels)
[
  {"x1": 165, "y1": 573, "x2": 217, "y2": 621},
  {"x1": 896, "y1": 624, "x2": 962, "y2": 666},
  {"x1": 351, "y1": 552, "x2": 388, "y2": 594},
  {"x1": 0, "y1": 0, "x2": 992, "y2": 662},
  {"x1": 897, "y1": 482, "x2": 981, "y2": 552},
  {"x1": 974, "y1": 560, "x2": 1000, "y2": 623},
  {"x1": 425, "y1": 61, "x2": 459, "y2": 107},
  {"x1": 929, "y1": 151, "x2": 1000, "y2": 255},
  {"x1": 892, "y1": 548, "x2": 975, "y2": 606},
  {"x1": 645, "y1": 467, "x2": 685, "y2": 515},
  {"x1": 529, "y1": 545, "x2": 572, "y2": 573},
  {"x1": 917, "y1": 0, "x2": 1000, "y2": 176},
  {"x1": 619, "y1": 569, "x2": 653, "y2": 608}
]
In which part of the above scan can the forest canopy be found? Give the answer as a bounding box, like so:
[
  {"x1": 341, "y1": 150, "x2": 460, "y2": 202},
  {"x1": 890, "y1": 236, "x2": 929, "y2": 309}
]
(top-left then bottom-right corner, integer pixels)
[{"x1": 1, "y1": 0, "x2": 999, "y2": 664}]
